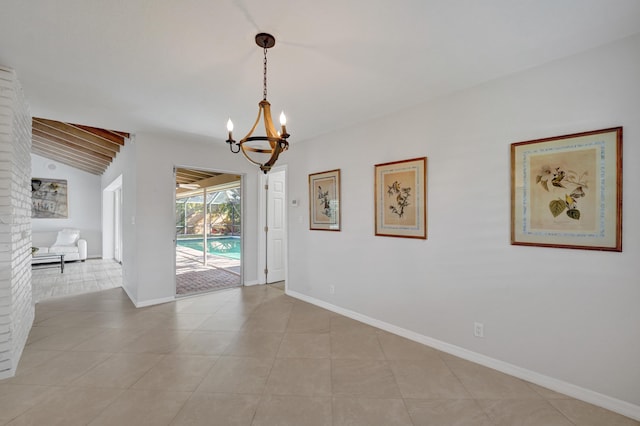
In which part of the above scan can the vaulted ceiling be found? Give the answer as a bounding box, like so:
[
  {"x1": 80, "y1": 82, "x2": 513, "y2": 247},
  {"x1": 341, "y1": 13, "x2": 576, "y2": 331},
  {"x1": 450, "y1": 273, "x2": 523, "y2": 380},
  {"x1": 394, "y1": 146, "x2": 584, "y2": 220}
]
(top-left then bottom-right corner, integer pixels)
[
  {"x1": 31, "y1": 118, "x2": 129, "y2": 175},
  {"x1": 2, "y1": 1, "x2": 640, "y2": 164}
]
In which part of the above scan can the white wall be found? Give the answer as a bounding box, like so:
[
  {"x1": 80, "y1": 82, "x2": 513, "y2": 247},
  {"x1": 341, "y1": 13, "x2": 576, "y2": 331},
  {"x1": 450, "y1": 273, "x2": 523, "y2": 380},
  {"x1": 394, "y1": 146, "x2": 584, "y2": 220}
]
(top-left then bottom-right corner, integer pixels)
[
  {"x1": 285, "y1": 34, "x2": 640, "y2": 414},
  {"x1": 102, "y1": 137, "x2": 137, "y2": 301},
  {"x1": 102, "y1": 131, "x2": 262, "y2": 306},
  {"x1": 31, "y1": 154, "x2": 102, "y2": 257}
]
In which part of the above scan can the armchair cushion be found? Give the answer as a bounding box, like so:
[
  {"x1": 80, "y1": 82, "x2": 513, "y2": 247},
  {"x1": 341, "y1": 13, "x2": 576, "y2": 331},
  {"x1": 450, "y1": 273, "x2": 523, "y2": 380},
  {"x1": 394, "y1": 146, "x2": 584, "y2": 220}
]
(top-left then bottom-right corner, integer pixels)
[{"x1": 53, "y1": 228, "x2": 80, "y2": 247}]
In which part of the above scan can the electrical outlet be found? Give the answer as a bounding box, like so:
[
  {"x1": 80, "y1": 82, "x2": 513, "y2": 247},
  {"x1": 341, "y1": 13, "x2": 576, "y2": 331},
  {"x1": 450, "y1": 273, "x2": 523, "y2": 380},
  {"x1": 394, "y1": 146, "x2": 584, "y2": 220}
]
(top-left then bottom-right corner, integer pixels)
[
  {"x1": 329, "y1": 285, "x2": 335, "y2": 294},
  {"x1": 474, "y1": 322, "x2": 484, "y2": 338}
]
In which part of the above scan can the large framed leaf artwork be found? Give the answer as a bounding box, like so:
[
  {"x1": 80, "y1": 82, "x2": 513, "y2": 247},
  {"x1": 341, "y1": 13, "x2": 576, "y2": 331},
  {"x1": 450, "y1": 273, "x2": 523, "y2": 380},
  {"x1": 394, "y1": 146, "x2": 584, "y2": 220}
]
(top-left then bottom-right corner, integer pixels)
[
  {"x1": 511, "y1": 127, "x2": 622, "y2": 251},
  {"x1": 309, "y1": 169, "x2": 341, "y2": 231},
  {"x1": 375, "y1": 157, "x2": 427, "y2": 239}
]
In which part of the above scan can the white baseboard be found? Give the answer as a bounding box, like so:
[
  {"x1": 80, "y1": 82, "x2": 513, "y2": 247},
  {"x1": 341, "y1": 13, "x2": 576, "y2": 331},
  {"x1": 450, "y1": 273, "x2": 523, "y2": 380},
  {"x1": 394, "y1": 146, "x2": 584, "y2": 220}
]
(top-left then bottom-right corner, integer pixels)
[
  {"x1": 134, "y1": 295, "x2": 175, "y2": 308},
  {"x1": 243, "y1": 280, "x2": 260, "y2": 286},
  {"x1": 286, "y1": 289, "x2": 640, "y2": 421}
]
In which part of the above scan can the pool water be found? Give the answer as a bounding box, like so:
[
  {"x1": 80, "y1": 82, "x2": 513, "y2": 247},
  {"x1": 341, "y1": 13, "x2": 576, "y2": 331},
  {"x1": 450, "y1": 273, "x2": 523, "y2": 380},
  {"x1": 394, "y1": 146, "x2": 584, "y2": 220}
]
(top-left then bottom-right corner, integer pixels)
[{"x1": 177, "y1": 237, "x2": 241, "y2": 260}]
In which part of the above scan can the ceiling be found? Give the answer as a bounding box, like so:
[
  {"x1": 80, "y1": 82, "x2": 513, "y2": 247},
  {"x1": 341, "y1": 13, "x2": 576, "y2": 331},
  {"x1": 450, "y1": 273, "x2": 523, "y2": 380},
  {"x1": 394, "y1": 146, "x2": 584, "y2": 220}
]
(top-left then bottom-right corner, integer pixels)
[
  {"x1": 32, "y1": 118, "x2": 128, "y2": 175},
  {"x1": 2, "y1": 1, "x2": 640, "y2": 149}
]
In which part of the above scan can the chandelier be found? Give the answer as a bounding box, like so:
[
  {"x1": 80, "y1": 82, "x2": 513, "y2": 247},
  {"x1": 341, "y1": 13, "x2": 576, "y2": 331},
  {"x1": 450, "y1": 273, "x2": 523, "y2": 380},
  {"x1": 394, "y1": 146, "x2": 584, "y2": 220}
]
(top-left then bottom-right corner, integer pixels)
[{"x1": 226, "y1": 33, "x2": 290, "y2": 174}]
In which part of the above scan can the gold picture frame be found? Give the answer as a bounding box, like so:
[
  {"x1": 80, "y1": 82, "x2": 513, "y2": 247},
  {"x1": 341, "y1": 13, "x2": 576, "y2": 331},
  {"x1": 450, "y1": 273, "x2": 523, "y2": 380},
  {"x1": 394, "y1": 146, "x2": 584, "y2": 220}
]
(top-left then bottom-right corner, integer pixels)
[
  {"x1": 511, "y1": 127, "x2": 622, "y2": 251},
  {"x1": 375, "y1": 157, "x2": 427, "y2": 239},
  {"x1": 309, "y1": 169, "x2": 341, "y2": 231}
]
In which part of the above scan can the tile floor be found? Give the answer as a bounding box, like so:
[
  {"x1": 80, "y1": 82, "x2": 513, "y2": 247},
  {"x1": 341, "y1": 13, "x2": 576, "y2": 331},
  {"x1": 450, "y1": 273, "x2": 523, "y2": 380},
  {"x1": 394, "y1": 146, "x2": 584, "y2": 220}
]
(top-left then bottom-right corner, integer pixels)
[
  {"x1": 32, "y1": 258, "x2": 122, "y2": 303},
  {"x1": 2, "y1": 282, "x2": 638, "y2": 425}
]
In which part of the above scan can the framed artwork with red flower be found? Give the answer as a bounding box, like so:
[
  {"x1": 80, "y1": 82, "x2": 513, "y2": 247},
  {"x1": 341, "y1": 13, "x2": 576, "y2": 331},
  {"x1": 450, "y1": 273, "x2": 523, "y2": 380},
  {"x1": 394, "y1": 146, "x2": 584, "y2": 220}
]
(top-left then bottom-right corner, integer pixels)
[{"x1": 511, "y1": 127, "x2": 622, "y2": 251}]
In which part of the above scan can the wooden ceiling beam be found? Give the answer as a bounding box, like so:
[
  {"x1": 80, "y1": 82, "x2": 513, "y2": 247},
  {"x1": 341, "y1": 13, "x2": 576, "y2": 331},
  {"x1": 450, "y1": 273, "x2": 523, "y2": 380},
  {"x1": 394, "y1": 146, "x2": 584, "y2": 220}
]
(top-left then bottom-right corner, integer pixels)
[
  {"x1": 33, "y1": 128, "x2": 114, "y2": 161},
  {"x1": 177, "y1": 169, "x2": 219, "y2": 181},
  {"x1": 32, "y1": 147, "x2": 103, "y2": 175},
  {"x1": 33, "y1": 118, "x2": 121, "y2": 154},
  {"x1": 72, "y1": 124, "x2": 126, "y2": 145},
  {"x1": 33, "y1": 146, "x2": 108, "y2": 170},
  {"x1": 32, "y1": 138, "x2": 110, "y2": 168}
]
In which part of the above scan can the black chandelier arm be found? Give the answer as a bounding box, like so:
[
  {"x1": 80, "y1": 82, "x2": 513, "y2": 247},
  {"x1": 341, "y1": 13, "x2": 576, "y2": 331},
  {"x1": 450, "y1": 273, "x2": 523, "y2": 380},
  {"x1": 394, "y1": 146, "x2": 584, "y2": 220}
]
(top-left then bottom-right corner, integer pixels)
[{"x1": 226, "y1": 139, "x2": 241, "y2": 153}]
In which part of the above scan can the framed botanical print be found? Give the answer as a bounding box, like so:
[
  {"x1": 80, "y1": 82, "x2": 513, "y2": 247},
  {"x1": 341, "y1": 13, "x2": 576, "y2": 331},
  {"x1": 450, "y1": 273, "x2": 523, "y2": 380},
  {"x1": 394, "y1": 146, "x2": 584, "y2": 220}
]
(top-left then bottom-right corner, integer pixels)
[
  {"x1": 511, "y1": 127, "x2": 622, "y2": 251},
  {"x1": 309, "y1": 169, "x2": 341, "y2": 231},
  {"x1": 375, "y1": 157, "x2": 427, "y2": 239}
]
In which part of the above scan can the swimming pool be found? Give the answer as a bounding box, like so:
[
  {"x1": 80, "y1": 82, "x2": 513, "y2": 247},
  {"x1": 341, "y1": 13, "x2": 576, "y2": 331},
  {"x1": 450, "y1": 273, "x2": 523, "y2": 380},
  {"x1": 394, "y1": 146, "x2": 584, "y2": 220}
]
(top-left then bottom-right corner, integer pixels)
[{"x1": 177, "y1": 237, "x2": 241, "y2": 260}]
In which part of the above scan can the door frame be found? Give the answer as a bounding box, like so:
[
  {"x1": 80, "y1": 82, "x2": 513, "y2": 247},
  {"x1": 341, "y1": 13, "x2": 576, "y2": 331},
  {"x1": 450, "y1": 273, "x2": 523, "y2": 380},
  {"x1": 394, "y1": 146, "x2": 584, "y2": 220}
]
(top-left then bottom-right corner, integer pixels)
[
  {"x1": 173, "y1": 165, "x2": 245, "y2": 295},
  {"x1": 258, "y1": 165, "x2": 288, "y2": 287}
]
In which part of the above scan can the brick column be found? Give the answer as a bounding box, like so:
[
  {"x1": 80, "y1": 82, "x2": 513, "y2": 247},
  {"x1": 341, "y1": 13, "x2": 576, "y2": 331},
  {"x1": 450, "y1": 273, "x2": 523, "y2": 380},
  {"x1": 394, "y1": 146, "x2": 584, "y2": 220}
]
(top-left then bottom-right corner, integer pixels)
[{"x1": 0, "y1": 65, "x2": 34, "y2": 379}]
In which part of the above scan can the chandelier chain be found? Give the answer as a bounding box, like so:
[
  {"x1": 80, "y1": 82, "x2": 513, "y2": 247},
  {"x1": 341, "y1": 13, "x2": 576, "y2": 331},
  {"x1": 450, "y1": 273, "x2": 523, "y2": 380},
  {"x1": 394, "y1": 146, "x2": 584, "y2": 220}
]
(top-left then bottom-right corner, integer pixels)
[{"x1": 263, "y1": 46, "x2": 268, "y2": 101}]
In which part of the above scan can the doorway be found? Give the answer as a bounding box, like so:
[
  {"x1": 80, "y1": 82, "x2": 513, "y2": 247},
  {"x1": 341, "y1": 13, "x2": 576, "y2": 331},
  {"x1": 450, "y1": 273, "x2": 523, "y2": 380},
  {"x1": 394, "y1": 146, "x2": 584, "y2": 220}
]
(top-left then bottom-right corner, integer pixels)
[{"x1": 174, "y1": 167, "x2": 243, "y2": 296}]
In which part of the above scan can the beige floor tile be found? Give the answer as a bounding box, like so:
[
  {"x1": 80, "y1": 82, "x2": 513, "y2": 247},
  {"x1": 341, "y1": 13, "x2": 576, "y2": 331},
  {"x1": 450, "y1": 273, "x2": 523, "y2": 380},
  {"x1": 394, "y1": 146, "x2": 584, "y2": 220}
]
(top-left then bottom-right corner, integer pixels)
[
  {"x1": 120, "y1": 329, "x2": 192, "y2": 354},
  {"x1": 549, "y1": 399, "x2": 640, "y2": 426},
  {"x1": 441, "y1": 354, "x2": 542, "y2": 399},
  {"x1": 7, "y1": 282, "x2": 635, "y2": 425},
  {"x1": 32, "y1": 309, "x2": 65, "y2": 325},
  {"x1": 242, "y1": 312, "x2": 291, "y2": 332},
  {"x1": 5, "y1": 386, "x2": 123, "y2": 426},
  {"x1": 196, "y1": 312, "x2": 250, "y2": 331},
  {"x1": 527, "y1": 382, "x2": 574, "y2": 399},
  {"x1": 176, "y1": 297, "x2": 227, "y2": 314},
  {"x1": 155, "y1": 313, "x2": 212, "y2": 330},
  {"x1": 0, "y1": 384, "x2": 58, "y2": 424},
  {"x1": 12, "y1": 349, "x2": 63, "y2": 372},
  {"x1": 332, "y1": 359, "x2": 401, "y2": 397},
  {"x1": 70, "y1": 353, "x2": 163, "y2": 388},
  {"x1": 377, "y1": 331, "x2": 438, "y2": 360},
  {"x1": 223, "y1": 331, "x2": 284, "y2": 358},
  {"x1": 24, "y1": 326, "x2": 62, "y2": 345},
  {"x1": 9, "y1": 351, "x2": 112, "y2": 386},
  {"x1": 478, "y1": 399, "x2": 575, "y2": 426},
  {"x1": 172, "y1": 330, "x2": 237, "y2": 355},
  {"x1": 118, "y1": 310, "x2": 173, "y2": 329},
  {"x1": 32, "y1": 311, "x2": 98, "y2": 328},
  {"x1": 87, "y1": 389, "x2": 191, "y2": 426},
  {"x1": 333, "y1": 397, "x2": 413, "y2": 426},
  {"x1": 277, "y1": 333, "x2": 331, "y2": 358},
  {"x1": 405, "y1": 399, "x2": 495, "y2": 426},
  {"x1": 266, "y1": 358, "x2": 331, "y2": 396},
  {"x1": 252, "y1": 395, "x2": 332, "y2": 426},
  {"x1": 196, "y1": 356, "x2": 273, "y2": 394},
  {"x1": 70, "y1": 328, "x2": 147, "y2": 352},
  {"x1": 331, "y1": 316, "x2": 378, "y2": 334},
  {"x1": 27, "y1": 327, "x2": 104, "y2": 351},
  {"x1": 132, "y1": 354, "x2": 217, "y2": 392},
  {"x1": 331, "y1": 332, "x2": 385, "y2": 359},
  {"x1": 170, "y1": 393, "x2": 260, "y2": 426},
  {"x1": 285, "y1": 306, "x2": 333, "y2": 333},
  {"x1": 73, "y1": 311, "x2": 137, "y2": 329},
  {"x1": 390, "y1": 357, "x2": 472, "y2": 399}
]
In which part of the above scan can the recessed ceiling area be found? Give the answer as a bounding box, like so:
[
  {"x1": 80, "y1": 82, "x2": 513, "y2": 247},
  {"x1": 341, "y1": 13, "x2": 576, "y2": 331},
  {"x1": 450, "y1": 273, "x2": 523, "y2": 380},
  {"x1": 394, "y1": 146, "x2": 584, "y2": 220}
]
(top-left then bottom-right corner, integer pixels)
[{"x1": 31, "y1": 118, "x2": 129, "y2": 175}]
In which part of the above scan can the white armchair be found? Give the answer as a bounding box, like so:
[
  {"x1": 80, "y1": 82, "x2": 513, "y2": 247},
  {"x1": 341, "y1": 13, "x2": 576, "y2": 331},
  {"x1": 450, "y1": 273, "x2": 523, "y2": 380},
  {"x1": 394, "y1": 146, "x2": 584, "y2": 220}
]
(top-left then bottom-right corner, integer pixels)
[{"x1": 34, "y1": 229, "x2": 88, "y2": 262}]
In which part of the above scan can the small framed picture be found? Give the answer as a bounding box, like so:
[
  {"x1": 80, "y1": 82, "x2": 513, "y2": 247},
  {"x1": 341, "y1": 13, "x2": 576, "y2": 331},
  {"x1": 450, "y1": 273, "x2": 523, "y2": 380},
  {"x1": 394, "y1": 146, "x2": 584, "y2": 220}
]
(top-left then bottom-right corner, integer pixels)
[
  {"x1": 309, "y1": 169, "x2": 341, "y2": 231},
  {"x1": 375, "y1": 157, "x2": 427, "y2": 239},
  {"x1": 511, "y1": 127, "x2": 622, "y2": 251}
]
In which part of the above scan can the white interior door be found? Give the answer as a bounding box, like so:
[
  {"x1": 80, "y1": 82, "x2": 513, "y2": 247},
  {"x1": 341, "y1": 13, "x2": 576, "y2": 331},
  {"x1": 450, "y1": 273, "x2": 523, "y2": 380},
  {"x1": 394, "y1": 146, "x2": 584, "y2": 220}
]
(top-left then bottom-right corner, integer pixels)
[{"x1": 266, "y1": 169, "x2": 286, "y2": 283}]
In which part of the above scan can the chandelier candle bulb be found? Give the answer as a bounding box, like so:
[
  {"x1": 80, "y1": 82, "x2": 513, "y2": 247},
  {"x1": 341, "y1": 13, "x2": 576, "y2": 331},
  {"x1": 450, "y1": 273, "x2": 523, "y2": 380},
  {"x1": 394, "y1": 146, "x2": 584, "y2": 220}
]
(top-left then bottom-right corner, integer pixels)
[
  {"x1": 279, "y1": 111, "x2": 287, "y2": 136},
  {"x1": 226, "y1": 119, "x2": 234, "y2": 140}
]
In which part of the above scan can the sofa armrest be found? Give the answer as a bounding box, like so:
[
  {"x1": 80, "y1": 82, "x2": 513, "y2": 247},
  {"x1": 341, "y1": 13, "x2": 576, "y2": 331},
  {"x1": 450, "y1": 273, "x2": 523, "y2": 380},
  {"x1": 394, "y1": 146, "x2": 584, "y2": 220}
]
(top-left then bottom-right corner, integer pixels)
[{"x1": 77, "y1": 239, "x2": 88, "y2": 260}]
